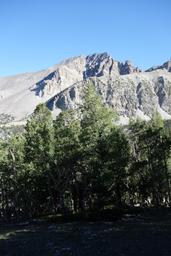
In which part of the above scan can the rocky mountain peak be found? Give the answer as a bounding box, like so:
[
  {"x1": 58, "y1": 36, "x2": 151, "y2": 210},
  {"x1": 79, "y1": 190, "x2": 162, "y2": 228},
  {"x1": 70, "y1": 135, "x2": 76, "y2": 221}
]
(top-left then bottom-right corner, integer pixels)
[
  {"x1": 1, "y1": 53, "x2": 171, "y2": 124},
  {"x1": 146, "y1": 60, "x2": 171, "y2": 73},
  {"x1": 31, "y1": 53, "x2": 141, "y2": 100},
  {"x1": 162, "y1": 60, "x2": 171, "y2": 72},
  {"x1": 119, "y1": 60, "x2": 141, "y2": 75},
  {"x1": 84, "y1": 52, "x2": 117, "y2": 78},
  {"x1": 84, "y1": 53, "x2": 141, "y2": 78}
]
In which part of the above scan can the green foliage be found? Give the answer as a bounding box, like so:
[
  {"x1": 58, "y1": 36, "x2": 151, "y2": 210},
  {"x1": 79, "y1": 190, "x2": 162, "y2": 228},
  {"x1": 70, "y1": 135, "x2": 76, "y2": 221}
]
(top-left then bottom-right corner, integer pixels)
[
  {"x1": 81, "y1": 83, "x2": 116, "y2": 133},
  {"x1": 151, "y1": 111, "x2": 164, "y2": 128},
  {"x1": 54, "y1": 109, "x2": 80, "y2": 165},
  {"x1": 128, "y1": 117, "x2": 171, "y2": 206},
  {"x1": 0, "y1": 88, "x2": 171, "y2": 220},
  {"x1": 24, "y1": 104, "x2": 54, "y2": 167},
  {"x1": 101, "y1": 127, "x2": 130, "y2": 207}
]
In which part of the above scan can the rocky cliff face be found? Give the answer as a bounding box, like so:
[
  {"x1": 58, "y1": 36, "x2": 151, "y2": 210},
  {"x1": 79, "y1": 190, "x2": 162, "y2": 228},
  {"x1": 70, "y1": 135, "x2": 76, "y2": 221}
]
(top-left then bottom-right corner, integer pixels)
[
  {"x1": 145, "y1": 60, "x2": 171, "y2": 73},
  {"x1": 0, "y1": 53, "x2": 171, "y2": 124}
]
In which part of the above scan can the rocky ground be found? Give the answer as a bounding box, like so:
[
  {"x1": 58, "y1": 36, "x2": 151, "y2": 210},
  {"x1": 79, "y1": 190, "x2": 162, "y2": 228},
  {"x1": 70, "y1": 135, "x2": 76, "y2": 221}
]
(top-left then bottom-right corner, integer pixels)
[{"x1": 0, "y1": 209, "x2": 171, "y2": 256}]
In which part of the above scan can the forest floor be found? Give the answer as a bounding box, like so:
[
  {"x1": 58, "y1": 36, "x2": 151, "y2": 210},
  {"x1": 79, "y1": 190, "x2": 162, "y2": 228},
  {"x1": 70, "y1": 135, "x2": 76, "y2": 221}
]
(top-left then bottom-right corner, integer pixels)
[{"x1": 0, "y1": 209, "x2": 171, "y2": 256}]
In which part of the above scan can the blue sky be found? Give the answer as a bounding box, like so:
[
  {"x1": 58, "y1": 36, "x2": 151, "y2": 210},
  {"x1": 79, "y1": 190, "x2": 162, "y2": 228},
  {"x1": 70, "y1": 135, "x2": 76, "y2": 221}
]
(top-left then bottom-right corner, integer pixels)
[{"x1": 0, "y1": 0, "x2": 171, "y2": 76}]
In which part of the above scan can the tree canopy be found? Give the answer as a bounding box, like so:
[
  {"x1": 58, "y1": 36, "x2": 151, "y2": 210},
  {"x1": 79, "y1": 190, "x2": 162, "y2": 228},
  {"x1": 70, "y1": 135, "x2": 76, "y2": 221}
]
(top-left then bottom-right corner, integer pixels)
[{"x1": 0, "y1": 83, "x2": 171, "y2": 220}]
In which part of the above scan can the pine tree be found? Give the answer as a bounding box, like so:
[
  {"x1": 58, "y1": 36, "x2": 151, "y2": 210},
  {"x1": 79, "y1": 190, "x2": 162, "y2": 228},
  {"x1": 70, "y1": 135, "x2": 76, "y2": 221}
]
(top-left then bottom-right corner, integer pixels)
[
  {"x1": 24, "y1": 104, "x2": 54, "y2": 166},
  {"x1": 23, "y1": 104, "x2": 54, "y2": 216},
  {"x1": 53, "y1": 109, "x2": 81, "y2": 212},
  {"x1": 78, "y1": 82, "x2": 117, "y2": 211}
]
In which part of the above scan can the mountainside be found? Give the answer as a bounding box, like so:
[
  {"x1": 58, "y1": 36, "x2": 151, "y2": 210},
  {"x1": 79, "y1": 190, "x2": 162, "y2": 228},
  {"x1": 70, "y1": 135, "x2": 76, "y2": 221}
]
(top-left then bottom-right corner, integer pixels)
[{"x1": 1, "y1": 52, "x2": 171, "y2": 124}]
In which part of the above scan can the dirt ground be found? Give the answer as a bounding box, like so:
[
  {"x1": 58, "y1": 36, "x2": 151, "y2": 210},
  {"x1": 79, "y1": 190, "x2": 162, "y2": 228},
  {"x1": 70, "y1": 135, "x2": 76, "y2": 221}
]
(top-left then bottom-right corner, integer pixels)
[{"x1": 0, "y1": 209, "x2": 171, "y2": 256}]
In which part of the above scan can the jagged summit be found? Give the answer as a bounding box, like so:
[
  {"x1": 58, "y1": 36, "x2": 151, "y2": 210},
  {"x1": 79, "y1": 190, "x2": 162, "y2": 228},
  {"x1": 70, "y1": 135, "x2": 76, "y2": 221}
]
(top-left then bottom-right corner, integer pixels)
[
  {"x1": 84, "y1": 53, "x2": 141, "y2": 78},
  {"x1": 145, "y1": 60, "x2": 171, "y2": 73},
  {"x1": 0, "y1": 53, "x2": 171, "y2": 124}
]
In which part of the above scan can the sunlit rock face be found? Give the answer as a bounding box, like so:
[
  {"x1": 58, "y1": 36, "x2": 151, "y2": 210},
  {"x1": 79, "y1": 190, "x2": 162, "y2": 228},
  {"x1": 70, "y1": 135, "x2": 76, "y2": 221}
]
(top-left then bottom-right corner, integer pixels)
[{"x1": 0, "y1": 53, "x2": 171, "y2": 124}]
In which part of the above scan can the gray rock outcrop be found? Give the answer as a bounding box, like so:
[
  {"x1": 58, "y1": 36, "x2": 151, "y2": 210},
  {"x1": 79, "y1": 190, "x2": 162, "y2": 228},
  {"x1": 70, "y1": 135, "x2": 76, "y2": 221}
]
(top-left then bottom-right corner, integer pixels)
[{"x1": 0, "y1": 53, "x2": 171, "y2": 124}]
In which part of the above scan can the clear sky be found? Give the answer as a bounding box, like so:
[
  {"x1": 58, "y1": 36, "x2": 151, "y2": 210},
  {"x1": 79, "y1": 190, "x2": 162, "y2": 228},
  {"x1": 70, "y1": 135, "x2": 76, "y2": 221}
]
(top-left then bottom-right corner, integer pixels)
[{"x1": 0, "y1": 0, "x2": 171, "y2": 76}]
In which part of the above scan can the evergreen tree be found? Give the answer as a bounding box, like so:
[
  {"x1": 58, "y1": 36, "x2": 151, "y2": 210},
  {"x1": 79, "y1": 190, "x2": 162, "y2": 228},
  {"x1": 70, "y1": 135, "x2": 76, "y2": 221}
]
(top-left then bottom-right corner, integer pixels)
[
  {"x1": 97, "y1": 127, "x2": 130, "y2": 208},
  {"x1": 23, "y1": 104, "x2": 54, "y2": 216},
  {"x1": 128, "y1": 116, "x2": 171, "y2": 206},
  {"x1": 53, "y1": 109, "x2": 81, "y2": 212},
  {"x1": 24, "y1": 104, "x2": 54, "y2": 166},
  {"x1": 78, "y1": 82, "x2": 117, "y2": 211}
]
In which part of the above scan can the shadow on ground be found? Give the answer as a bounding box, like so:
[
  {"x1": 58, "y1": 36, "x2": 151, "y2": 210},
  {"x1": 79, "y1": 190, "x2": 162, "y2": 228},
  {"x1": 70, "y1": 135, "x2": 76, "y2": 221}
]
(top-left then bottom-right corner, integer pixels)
[{"x1": 1, "y1": 209, "x2": 171, "y2": 256}]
